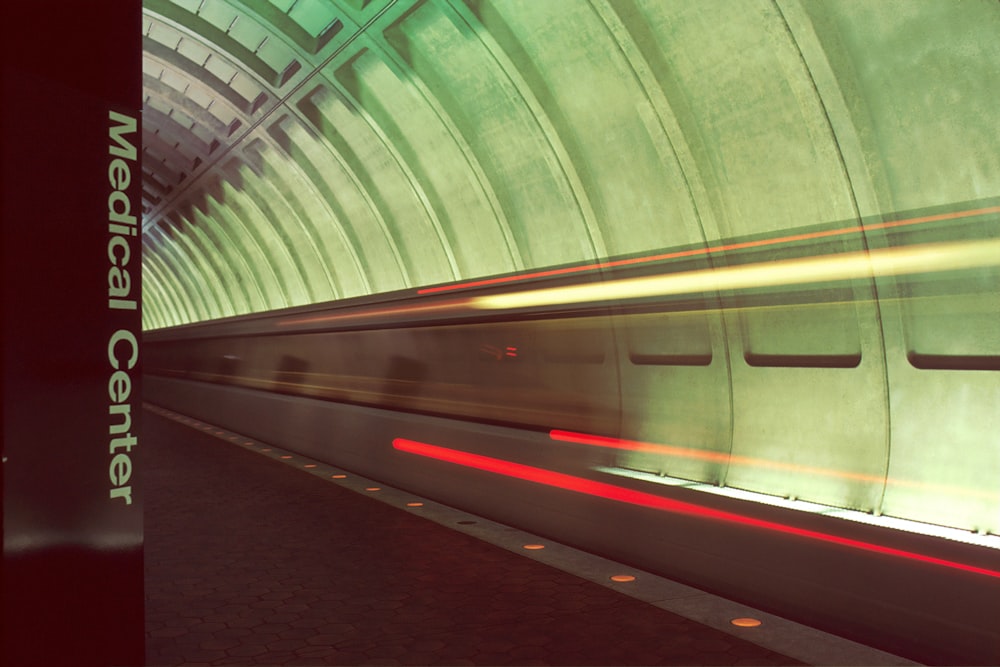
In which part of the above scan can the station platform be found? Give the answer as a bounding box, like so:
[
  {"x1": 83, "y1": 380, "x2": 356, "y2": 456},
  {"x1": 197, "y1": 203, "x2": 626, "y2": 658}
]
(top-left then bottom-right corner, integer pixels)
[{"x1": 143, "y1": 404, "x2": 913, "y2": 667}]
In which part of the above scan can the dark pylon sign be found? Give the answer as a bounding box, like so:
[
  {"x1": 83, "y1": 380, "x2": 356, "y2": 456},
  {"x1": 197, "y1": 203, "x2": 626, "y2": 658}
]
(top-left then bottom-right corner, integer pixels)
[{"x1": 2, "y1": 3, "x2": 144, "y2": 665}]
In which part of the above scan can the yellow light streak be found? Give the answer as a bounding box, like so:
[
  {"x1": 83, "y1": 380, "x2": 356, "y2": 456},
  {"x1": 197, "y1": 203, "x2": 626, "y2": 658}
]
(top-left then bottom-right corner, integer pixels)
[{"x1": 469, "y1": 239, "x2": 1000, "y2": 310}]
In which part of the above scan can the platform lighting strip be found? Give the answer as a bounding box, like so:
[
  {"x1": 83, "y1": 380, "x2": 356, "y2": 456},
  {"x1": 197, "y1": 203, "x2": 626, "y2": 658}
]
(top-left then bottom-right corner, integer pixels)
[
  {"x1": 417, "y1": 205, "x2": 1000, "y2": 295},
  {"x1": 391, "y1": 438, "x2": 1000, "y2": 580},
  {"x1": 598, "y1": 467, "x2": 1000, "y2": 551}
]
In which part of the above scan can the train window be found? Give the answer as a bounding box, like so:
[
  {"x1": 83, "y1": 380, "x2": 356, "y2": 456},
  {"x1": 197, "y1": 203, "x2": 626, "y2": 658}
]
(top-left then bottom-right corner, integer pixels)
[
  {"x1": 741, "y1": 300, "x2": 862, "y2": 368},
  {"x1": 625, "y1": 311, "x2": 712, "y2": 366},
  {"x1": 901, "y1": 268, "x2": 1000, "y2": 371},
  {"x1": 867, "y1": 213, "x2": 1000, "y2": 370}
]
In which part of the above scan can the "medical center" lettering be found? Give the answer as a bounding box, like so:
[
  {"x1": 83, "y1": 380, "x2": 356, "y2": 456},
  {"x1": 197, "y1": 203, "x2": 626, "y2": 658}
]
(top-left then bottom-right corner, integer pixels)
[{"x1": 107, "y1": 110, "x2": 139, "y2": 504}]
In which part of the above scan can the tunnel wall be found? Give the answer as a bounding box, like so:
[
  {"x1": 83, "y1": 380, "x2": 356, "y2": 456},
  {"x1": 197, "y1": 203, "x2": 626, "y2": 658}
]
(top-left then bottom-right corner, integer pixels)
[
  {"x1": 141, "y1": 0, "x2": 1000, "y2": 326},
  {"x1": 139, "y1": 1, "x2": 1000, "y2": 535},
  {"x1": 139, "y1": 1, "x2": 1000, "y2": 537}
]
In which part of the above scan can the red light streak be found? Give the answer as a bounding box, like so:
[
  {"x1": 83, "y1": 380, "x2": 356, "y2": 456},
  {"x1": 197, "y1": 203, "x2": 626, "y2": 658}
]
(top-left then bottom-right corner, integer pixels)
[
  {"x1": 417, "y1": 205, "x2": 1000, "y2": 295},
  {"x1": 392, "y1": 437, "x2": 1000, "y2": 580}
]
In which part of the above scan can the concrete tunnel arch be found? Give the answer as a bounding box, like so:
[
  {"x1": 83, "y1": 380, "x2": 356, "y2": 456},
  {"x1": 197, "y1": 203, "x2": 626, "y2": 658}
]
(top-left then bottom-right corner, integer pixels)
[
  {"x1": 141, "y1": 0, "x2": 1000, "y2": 328},
  {"x1": 140, "y1": 0, "x2": 1000, "y2": 537}
]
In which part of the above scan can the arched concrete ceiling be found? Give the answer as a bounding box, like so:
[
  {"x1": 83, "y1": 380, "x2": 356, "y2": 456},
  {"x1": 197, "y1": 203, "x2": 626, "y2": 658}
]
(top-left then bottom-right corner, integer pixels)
[{"x1": 141, "y1": 0, "x2": 1000, "y2": 330}]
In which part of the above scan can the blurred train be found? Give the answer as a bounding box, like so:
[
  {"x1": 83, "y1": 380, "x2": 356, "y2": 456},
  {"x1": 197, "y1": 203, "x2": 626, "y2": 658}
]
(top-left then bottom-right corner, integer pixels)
[{"x1": 145, "y1": 200, "x2": 1000, "y2": 665}]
